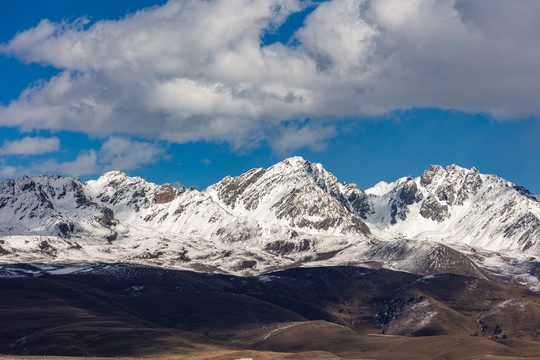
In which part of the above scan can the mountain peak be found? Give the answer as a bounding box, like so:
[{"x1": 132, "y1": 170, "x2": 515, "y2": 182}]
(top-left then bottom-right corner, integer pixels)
[
  {"x1": 444, "y1": 164, "x2": 471, "y2": 172},
  {"x1": 1, "y1": 159, "x2": 540, "y2": 277},
  {"x1": 204, "y1": 156, "x2": 371, "y2": 236},
  {"x1": 420, "y1": 164, "x2": 481, "y2": 188},
  {"x1": 420, "y1": 165, "x2": 444, "y2": 186},
  {"x1": 96, "y1": 170, "x2": 131, "y2": 181},
  {"x1": 282, "y1": 155, "x2": 309, "y2": 166},
  {"x1": 102, "y1": 170, "x2": 127, "y2": 176},
  {"x1": 287, "y1": 155, "x2": 313, "y2": 167},
  {"x1": 270, "y1": 156, "x2": 312, "y2": 174}
]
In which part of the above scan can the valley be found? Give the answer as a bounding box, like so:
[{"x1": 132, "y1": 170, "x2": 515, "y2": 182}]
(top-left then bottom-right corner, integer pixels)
[{"x1": 1, "y1": 264, "x2": 540, "y2": 359}]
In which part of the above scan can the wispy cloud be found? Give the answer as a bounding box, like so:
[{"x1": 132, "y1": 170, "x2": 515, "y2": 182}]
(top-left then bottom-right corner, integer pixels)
[
  {"x1": 0, "y1": 136, "x2": 60, "y2": 155},
  {"x1": 1, "y1": 0, "x2": 540, "y2": 151}
]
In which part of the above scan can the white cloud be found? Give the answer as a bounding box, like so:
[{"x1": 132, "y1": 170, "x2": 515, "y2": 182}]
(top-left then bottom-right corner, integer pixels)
[
  {"x1": 1, "y1": 0, "x2": 540, "y2": 150},
  {"x1": 99, "y1": 136, "x2": 164, "y2": 171},
  {"x1": 270, "y1": 123, "x2": 337, "y2": 153},
  {"x1": 1, "y1": 137, "x2": 164, "y2": 179},
  {"x1": 0, "y1": 136, "x2": 60, "y2": 155},
  {"x1": 0, "y1": 164, "x2": 17, "y2": 178},
  {"x1": 35, "y1": 150, "x2": 100, "y2": 178}
]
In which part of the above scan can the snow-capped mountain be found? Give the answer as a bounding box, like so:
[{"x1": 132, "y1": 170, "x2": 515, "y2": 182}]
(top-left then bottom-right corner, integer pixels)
[
  {"x1": 0, "y1": 175, "x2": 117, "y2": 240},
  {"x1": 0, "y1": 157, "x2": 539, "y2": 285},
  {"x1": 364, "y1": 164, "x2": 540, "y2": 253}
]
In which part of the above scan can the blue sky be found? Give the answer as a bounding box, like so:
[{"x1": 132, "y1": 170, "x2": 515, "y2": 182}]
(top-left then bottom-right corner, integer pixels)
[{"x1": 0, "y1": 0, "x2": 539, "y2": 193}]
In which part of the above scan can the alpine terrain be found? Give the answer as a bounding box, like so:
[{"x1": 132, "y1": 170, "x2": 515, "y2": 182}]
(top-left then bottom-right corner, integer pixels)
[
  {"x1": 1, "y1": 156, "x2": 539, "y2": 283},
  {"x1": 1, "y1": 157, "x2": 540, "y2": 359}
]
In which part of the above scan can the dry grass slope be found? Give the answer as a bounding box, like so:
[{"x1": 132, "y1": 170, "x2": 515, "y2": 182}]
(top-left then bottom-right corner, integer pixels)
[{"x1": 1, "y1": 265, "x2": 540, "y2": 359}]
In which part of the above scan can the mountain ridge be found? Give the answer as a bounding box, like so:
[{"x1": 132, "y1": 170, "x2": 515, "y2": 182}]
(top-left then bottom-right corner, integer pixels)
[{"x1": 0, "y1": 157, "x2": 539, "y2": 288}]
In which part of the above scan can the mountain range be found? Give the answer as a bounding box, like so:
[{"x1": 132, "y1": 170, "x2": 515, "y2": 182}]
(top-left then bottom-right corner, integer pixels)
[
  {"x1": 1, "y1": 156, "x2": 539, "y2": 287},
  {"x1": 2, "y1": 156, "x2": 540, "y2": 358}
]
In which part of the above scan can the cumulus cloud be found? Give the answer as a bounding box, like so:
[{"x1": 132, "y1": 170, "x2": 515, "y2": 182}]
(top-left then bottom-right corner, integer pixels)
[
  {"x1": 270, "y1": 122, "x2": 337, "y2": 153},
  {"x1": 0, "y1": 164, "x2": 17, "y2": 178},
  {"x1": 3, "y1": 137, "x2": 164, "y2": 179},
  {"x1": 99, "y1": 136, "x2": 165, "y2": 171},
  {"x1": 1, "y1": 0, "x2": 540, "y2": 149},
  {"x1": 35, "y1": 150, "x2": 100, "y2": 178},
  {"x1": 0, "y1": 136, "x2": 60, "y2": 155}
]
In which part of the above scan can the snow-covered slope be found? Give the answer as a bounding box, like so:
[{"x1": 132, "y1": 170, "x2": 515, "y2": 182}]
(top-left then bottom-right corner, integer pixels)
[
  {"x1": 0, "y1": 157, "x2": 539, "y2": 282},
  {"x1": 206, "y1": 157, "x2": 371, "y2": 236},
  {"x1": 365, "y1": 164, "x2": 540, "y2": 253},
  {"x1": 0, "y1": 175, "x2": 117, "y2": 240},
  {"x1": 0, "y1": 157, "x2": 373, "y2": 274}
]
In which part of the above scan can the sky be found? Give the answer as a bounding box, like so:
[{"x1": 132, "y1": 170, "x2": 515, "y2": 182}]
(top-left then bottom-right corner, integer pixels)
[{"x1": 0, "y1": 0, "x2": 539, "y2": 193}]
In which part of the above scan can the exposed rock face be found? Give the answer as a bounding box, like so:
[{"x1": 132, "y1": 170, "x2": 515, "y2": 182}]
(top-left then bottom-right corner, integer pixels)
[
  {"x1": 364, "y1": 240, "x2": 486, "y2": 278},
  {"x1": 87, "y1": 172, "x2": 153, "y2": 212},
  {"x1": 420, "y1": 196, "x2": 449, "y2": 222},
  {"x1": 0, "y1": 175, "x2": 112, "y2": 239},
  {"x1": 269, "y1": 183, "x2": 370, "y2": 235},
  {"x1": 265, "y1": 239, "x2": 312, "y2": 255},
  {"x1": 95, "y1": 208, "x2": 116, "y2": 227},
  {"x1": 420, "y1": 165, "x2": 444, "y2": 186},
  {"x1": 0, "y1": 245, "x2": 10, "y2": 255},
  {"x1": 504, "y1": 213, "x2": 540, "y2": 250},
  {"x1": 208, "y1": 156, "x2": 371, "y2": 236},
  {"x1": 214, "y1": 168, "x2": 266, "y2": 209},
  {"x1": 400, "y1": 180, "x2": 423, "y2": 205},
  {"x1": 154, "y1": 184, "x2": 177, "y2": 204},
  {"x1": 214, "y1": 218, "x2": 262, "y2": 242},
  {"x1": 364, "y1": 163, "x2": 540, "y2": 253},
  {"x1": 1, "y1": 157, "x2": 540, "y2": 276},
  {"x1": 389, "y1": 177, "x2": 424, "y2": 224},
  {"x1": 343, "y1": 187, "x2": 372, "y2": 219}
]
